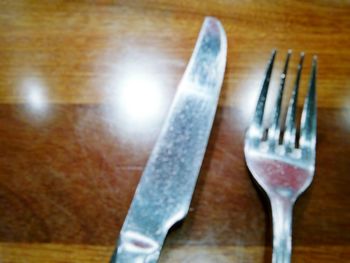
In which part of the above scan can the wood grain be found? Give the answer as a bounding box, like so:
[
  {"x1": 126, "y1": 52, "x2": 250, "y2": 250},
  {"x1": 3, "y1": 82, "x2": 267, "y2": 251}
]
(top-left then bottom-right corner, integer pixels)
[
  {"x1": 0, "y1": 243, "x2": 349, "y2": 263},
  {"x1": 0, "y1": 0, "x2": 349, "y2": 262}
]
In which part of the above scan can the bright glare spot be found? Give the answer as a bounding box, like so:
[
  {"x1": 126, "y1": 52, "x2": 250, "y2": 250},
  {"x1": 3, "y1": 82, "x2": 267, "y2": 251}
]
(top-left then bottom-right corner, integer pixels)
[
  {"x1": 19, "y1": 76, "x2": 49, "y2": 117},
  {"x1": 118, "y1": 74, "x2": 164, "y2": 124},
  {"x1": 27, "y1": 84, "x2": 46, "y2": 112},
  {"x1": 102, "y1": 69, "x2": 168, "y2": 139},
  {"x1": 22, "y1": 78, "x2": 47, "y2": 110},
  {"x1": 98, "y1": 49, "x2": 171, "y2": 140},
  {"x1": 235, "y1": 66, "x2": 277, "y2": 126},
  {"x1": 237, "y1": 78, "x2": 261, "y2": 122}
]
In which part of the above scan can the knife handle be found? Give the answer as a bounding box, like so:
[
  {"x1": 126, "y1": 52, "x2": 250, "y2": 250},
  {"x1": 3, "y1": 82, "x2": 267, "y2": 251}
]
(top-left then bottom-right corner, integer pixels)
[
  {"x1": 111, "y1": 231, "x2": 163, "y2": 263},
  {"x1": 110, "y1": 247, "x2": 160, "y2": 263}
]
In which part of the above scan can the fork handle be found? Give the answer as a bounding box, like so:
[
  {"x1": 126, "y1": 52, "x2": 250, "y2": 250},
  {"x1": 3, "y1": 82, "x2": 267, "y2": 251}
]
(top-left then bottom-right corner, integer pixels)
[{"x1": 271, "y1": 197, "x2": 294, "y2": 263}]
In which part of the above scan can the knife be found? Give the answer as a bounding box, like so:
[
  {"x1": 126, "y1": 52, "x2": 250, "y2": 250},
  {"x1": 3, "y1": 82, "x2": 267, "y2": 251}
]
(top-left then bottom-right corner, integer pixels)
[{"x1": 111, "y1": 17, "x2": 227, "y2": 263}]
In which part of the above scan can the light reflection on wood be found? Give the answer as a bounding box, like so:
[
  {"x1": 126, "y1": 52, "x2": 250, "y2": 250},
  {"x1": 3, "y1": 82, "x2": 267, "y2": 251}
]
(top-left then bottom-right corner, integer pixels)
[{"x1": 0, "y1": 1, "x2": 349, "y2": 262}]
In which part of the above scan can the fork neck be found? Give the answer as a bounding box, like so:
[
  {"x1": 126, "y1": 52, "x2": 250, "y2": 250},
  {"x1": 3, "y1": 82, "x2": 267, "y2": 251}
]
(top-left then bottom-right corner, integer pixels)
[{"x1": 270, "y1": 196, "x2": 294, "y2": 263}]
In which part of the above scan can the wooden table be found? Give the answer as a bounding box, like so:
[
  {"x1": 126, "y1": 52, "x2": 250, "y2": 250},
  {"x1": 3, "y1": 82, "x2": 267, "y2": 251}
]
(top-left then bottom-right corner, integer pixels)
[{"x1": 0, "y1": 1, "x2": 349, "y2": 262}]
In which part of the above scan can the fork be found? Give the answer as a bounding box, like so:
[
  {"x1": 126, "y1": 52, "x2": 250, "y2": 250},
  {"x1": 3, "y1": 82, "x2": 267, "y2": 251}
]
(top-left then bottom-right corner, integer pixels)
[{"x1": 244, "y1": 50, "x2": 317, "y2": 263}]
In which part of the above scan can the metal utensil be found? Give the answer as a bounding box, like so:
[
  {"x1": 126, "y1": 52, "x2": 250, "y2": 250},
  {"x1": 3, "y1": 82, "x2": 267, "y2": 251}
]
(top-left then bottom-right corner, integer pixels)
[
  {"x1": 111, "y1": 17, "x2": 227, "y2": 263},
  {"x1": 244, "y1": 50, "x2": 317, "y2": 263}
]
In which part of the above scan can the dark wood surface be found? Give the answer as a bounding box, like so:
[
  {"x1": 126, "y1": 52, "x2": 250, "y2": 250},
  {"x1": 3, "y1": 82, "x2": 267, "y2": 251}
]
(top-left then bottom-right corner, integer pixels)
[{"x1": 0, "y1": 1, "x2": 349, "y2": 262}]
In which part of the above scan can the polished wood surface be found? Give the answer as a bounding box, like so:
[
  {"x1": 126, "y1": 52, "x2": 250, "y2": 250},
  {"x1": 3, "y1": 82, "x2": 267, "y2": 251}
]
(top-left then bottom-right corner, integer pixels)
[{"x1": 0, "y1": 1, "x2": 349, "y2": 262}]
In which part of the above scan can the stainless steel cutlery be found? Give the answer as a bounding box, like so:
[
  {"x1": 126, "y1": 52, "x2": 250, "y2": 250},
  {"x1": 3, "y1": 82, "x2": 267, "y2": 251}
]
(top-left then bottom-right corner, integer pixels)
[
  {"x1": 111, "y1": 16, "x2": 318, "y2": 262},
  {"x1": 111, "y1": 17, "x2": 227, "y2": 263},
  {"x1": 244, "y1": 50, "x2": 317, "y2": 263}
]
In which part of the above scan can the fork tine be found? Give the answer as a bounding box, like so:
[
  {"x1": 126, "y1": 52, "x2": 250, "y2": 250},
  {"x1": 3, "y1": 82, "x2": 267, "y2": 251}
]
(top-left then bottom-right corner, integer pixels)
[
  {"x1": 250, "y1": 50, "x2": 276, "y2": 131},
  {"x1": 283, "y1": 53, "x2": 305, "y2": 147},
  {"x1": 300, "y1": 56, "x2": 317, "y2": 152},
  {"x1": 268, "y1": 50, "x2": 291, "y2": 142}
]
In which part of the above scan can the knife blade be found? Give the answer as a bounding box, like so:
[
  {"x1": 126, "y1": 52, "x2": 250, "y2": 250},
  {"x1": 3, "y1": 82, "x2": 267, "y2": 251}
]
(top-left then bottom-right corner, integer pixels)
[{"x1": 112, "y1": 17, "x2": 227, "y2": 263}]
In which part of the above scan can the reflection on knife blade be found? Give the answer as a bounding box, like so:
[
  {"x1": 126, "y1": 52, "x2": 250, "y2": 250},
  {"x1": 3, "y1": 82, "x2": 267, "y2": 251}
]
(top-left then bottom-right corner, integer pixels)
[{"x1": 111, "y1": 17, "x2": 227, "y2": 263}]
